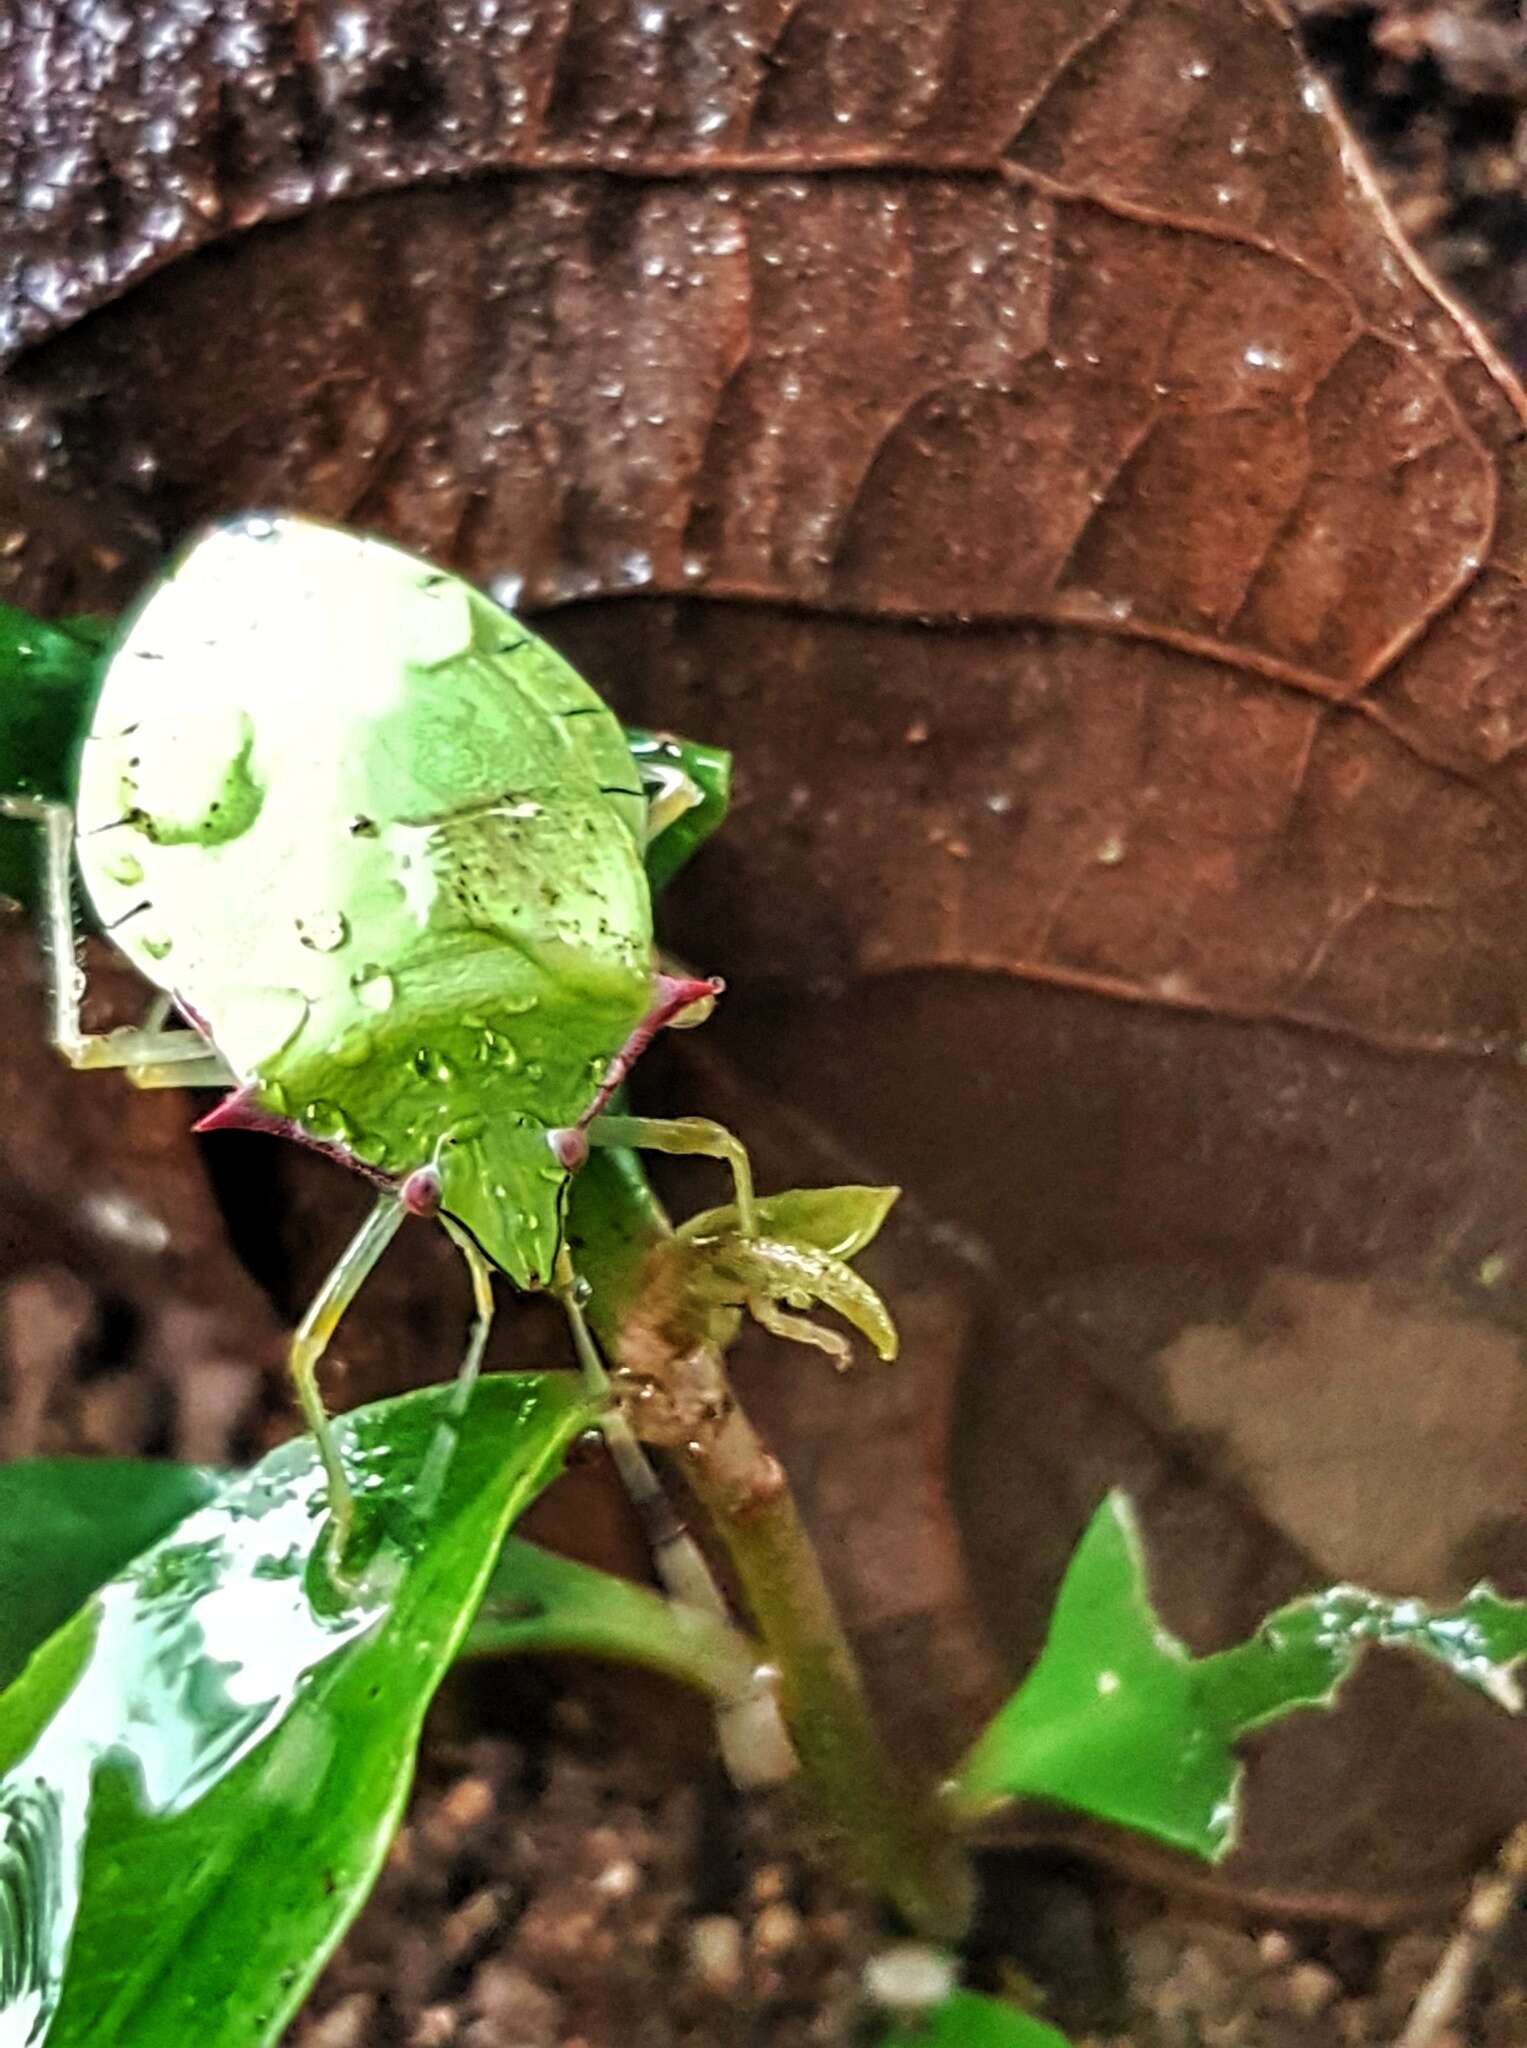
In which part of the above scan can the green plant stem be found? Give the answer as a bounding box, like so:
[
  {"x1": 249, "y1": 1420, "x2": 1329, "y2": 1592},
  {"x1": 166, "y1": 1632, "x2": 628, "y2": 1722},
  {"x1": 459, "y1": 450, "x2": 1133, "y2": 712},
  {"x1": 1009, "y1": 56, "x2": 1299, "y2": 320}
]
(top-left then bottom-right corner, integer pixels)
[
  {"x1": 572, "y1": 1150, "x2": 974, "y2": 1943},
  {"x1": 676, "y1": 1394, "x2": 974, "y2": 1941}
]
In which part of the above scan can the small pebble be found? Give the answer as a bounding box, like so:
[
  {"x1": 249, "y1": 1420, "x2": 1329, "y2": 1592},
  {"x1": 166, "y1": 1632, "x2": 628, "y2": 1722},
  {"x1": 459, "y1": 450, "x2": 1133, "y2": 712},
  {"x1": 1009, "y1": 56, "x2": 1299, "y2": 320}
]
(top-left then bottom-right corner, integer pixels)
[
  {"x1": 301, "y1": 1993, "x2": 376, "y2": 2048},
  {"x1": 688, "y1": 1915, "x2": 744, "y2": 1996},
  {"x1": 593, "y1": 1857, "x2": 639, "y2": 1900},
  {"x1": 753, "y1": 1902, "x2": 802, "y2": 1958},
  {"x1": 471, "y1": 1960, "x2": 560, "y2": 2042},
  {"x1": 1283, "y1": 1961, "x2": 1340, "y2": 2022},
  {"x1": 441, "y1": 1888, "x2": 501, "y2": 1963},
  {"x1": 862, "y1": 1942, "x2": 957, "y2": 2015}
]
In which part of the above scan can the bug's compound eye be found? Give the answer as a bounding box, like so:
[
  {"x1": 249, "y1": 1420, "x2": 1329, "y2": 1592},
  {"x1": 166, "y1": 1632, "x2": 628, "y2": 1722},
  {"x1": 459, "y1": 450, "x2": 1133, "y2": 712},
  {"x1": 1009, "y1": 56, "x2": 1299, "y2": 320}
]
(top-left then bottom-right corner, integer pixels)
[
  {"x1": 547, "y1": 1126, "x2": 589, "y2": 1174},
  {"x1": 400, "y1": 1165, "x2": 443, "y2": 1217}
]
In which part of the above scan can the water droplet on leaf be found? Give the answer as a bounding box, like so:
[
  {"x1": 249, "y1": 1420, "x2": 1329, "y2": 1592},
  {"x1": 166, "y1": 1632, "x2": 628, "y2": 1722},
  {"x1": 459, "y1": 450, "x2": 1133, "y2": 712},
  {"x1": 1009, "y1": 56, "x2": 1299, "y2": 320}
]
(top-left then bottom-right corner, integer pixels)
[
  {"x1": 296, "y1": 910, "x2": 349, "y2": 953},
  {"x1": 352, "y1": 966, "x2": 395, "y2": 1012}
]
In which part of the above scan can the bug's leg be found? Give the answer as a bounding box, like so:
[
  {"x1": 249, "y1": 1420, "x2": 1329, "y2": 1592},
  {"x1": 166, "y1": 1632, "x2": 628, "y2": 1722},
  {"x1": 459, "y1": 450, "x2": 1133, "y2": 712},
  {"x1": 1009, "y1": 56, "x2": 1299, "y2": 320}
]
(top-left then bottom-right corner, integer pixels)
[
  {"x1": 413, "y1": 1219, "x2": 497, "y2": 1509},
  {"x1": 123, "y1": 1051, "x2": 239, "y2": 1090},
  {"x1": 585, "y1": 1114, "x2": 757, "y2": 1237},
  {"x1": 290, "y1": 1192, "x2": 407, "y2": 1560},
  {"x1": 1, "y1": 796, "x2": 223, "y2": 1075},
  {"x1": 552, "y1": 1249, "x2": 795, "y2": 1791}
]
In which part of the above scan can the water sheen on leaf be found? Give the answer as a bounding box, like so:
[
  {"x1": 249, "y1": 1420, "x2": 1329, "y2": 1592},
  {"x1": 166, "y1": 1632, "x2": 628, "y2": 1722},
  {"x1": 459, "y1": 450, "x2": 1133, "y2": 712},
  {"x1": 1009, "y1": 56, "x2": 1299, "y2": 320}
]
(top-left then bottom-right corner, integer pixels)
[
  {"x1": 0, "y1": 1372, "x2": 589, "y2": 2048},
  {"x1": 0, "y1": 1460, "x2": 222, "y2": 1690},
  {"x1": 951, "y1": 1494, "x2": 1527, "y2": 1862},
  {"x1": 877, "y1": 1989, "x2": 1070, "y2": 2048}
]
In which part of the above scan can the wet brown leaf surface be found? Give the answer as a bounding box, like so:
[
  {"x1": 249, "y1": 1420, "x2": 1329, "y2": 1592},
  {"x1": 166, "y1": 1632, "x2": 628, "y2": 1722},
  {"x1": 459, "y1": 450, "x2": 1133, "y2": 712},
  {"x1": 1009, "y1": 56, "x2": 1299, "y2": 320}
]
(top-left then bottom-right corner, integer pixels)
[{"x1": 3, "y1": 0, "x2": 1527, "y2": 1918}]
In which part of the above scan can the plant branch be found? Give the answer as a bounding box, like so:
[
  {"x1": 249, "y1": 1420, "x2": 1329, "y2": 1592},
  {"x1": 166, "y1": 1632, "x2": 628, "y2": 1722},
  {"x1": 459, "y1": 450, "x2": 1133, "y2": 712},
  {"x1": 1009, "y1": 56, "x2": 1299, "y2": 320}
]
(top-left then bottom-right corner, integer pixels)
[{"x1": 570, "y1": 1150, "x2": 974, "y2": 1943}]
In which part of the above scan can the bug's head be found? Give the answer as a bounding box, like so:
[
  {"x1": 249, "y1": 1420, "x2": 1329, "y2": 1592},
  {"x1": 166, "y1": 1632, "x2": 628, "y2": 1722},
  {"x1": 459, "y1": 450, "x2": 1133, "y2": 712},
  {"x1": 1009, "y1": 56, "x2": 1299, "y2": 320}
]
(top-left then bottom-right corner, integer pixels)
[{"x1": 434, "y1": 1120, "x2": 572, "y2": 1291}]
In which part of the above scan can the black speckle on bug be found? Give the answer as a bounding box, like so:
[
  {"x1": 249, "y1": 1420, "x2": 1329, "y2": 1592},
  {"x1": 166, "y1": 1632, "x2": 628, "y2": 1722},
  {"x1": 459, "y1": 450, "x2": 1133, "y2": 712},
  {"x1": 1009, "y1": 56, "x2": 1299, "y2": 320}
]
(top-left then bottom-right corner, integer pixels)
[
  {"x1": 348, "y1": 815, "x2": 378, "y2": 837},
  {"x1": 598, "y1": 784, "x2": 642, "y2": 799},
  {"x1": 497, "y1": 635, "x2": 529, "y2": 654}
]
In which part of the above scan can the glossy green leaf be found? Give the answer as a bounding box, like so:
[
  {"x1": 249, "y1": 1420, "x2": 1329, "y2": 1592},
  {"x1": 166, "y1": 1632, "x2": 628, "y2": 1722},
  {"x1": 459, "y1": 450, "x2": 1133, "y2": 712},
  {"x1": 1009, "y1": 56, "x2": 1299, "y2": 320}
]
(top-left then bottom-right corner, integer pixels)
[
  {"x1": 878, "y1": 1989, "x2": 1070, "y2": 2048},
  {"x1": 0, "y1": 608, "x2": 108, "y2": 909},
  {"x1": 677, "y1": 1184, "x2": 900, "y2": 1262},
  {"x1": 464, "y1": 1537, "x2": 760, "y2": 1701},
  {"x1": 0, "y1": 1460, "x2": 223, "y2": 1690},
  {"x1": 951, "y1": 1493, "x2": 1527, "y2": 1861},
  {"x1": 626, "y1": 727, "x2": 731, "y2": 892},
  {"x1": 0, "y1": 1372, "x2": 590, "y2": 2047}
]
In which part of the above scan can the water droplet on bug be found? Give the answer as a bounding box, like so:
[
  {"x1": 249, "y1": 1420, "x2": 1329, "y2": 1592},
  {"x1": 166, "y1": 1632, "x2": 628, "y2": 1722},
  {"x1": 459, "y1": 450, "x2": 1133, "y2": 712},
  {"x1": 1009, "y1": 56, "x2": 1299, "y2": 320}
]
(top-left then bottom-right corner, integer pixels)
[
  {"x1": 303, "y1": 1101, "x2": 351, "y2": 1144},
  {"x1": 476, "y1": 1028, "x2": 518, "y2": 1069},
  {"x1": 141, "y1": 931, "x2": 173, "y2": 960},
  {"x1": 524, "y1": 1060, "x2": 544, "y2": 1084},
  {"x1": 352, "y1": 966, "x2": 394, "y2": 1012},
  {"x1": 412, "y1": 1047, "x2": 453, "y2": 1084},
  {"x1": 296, "y1": 910, "x2": 349, "y2": 953},
  {"x1": 350, "y1": 1130, "x2": 388, "y2": 1166},
  {"x1": 500, "y1": 991, "x2": 539, "y2": 1015},
  {"x1": 104, "y1": 851, "x2": 144, "y2": 886}
]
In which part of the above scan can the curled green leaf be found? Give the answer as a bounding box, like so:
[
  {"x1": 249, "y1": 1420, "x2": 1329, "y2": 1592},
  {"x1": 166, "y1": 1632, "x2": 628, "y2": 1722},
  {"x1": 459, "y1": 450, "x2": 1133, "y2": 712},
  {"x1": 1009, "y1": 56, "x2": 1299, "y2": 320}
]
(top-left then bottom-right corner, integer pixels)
[
  {"x1": 680, "y1": 1230, "x2": 899, "y2": 1364},
  {"x1": 678, "y1": 1184, "x2": 900, "y2": 1262},
  {"x1": 950, "y1": 1492, "x2": 1527, "y2": 1862}
]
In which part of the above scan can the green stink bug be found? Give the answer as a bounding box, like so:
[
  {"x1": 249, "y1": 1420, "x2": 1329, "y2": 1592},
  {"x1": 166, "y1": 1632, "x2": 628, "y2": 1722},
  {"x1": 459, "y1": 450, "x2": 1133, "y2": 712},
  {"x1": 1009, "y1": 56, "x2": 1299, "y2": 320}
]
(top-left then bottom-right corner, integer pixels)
[{"x1": 0, "y1": 514, "x2": 842, "y2": 1562}]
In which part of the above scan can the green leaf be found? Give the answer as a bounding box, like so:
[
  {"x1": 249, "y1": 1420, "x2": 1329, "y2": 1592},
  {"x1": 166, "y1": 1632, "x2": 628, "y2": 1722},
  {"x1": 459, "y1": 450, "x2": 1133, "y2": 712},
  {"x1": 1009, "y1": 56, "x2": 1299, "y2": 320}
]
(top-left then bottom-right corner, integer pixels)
[
  {"x1": 950, "y1": 1493, "x2": 1527, "y2": 1861},
  {"x1": 0, "y1": 1460, "x2": 222, "y2": 1689},
  {"x1": 681, "y1": 1230, "x2": 900, "y2": 1363},
  {"x1": 0, "y1": 608, "x2": 109, "y2": 909},
  {"x1": 0, "y1": 1372, "x2": 590, "y2": 2047},
  {"x1": 674, "y1": 1186, "x2": 902, "y2": 1364},
  {"x1": 626, "y1": 727, "x2": 731, "y2": 893},
  {"x1": 677, "y1": 1184, "x2": 900, "y2": 1262},
  {"x1": 464, "y1": 1537, "x2": 760, "y2": 1701},
  {"x1": 878, "y1": 1989, "x2": 1070, "y2": 2048}
]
